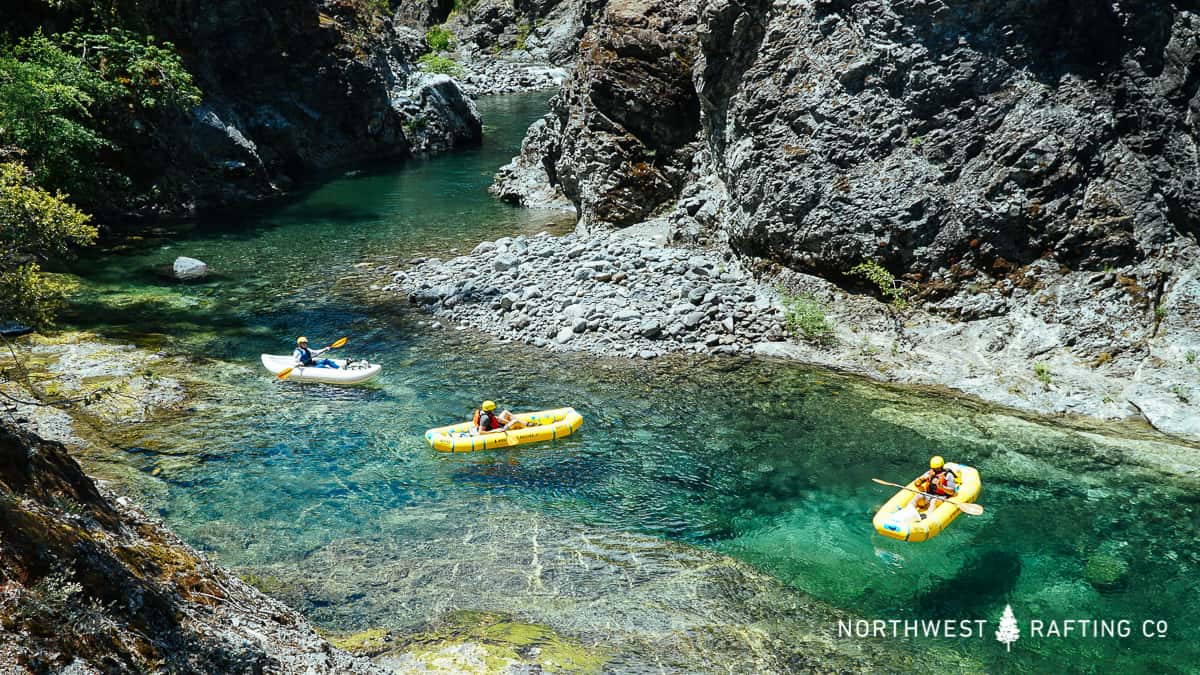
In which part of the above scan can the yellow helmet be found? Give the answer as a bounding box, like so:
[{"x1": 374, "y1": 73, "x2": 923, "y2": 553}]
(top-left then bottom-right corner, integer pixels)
[
  {"x1": 297, "y1": 336, "x2": 308, "y2": 344},
  {"x1": 482, "y1": 400, "x2": 496, "y2": 411},
  {"x1": 930, "y1": 455, "x2": 945, "y2": 470}
]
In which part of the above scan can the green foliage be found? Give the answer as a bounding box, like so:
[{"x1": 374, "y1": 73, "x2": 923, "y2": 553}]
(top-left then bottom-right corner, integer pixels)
[
  {"x1": 849, "y1": 260, "x2": 908, "y2": 310},
  {"x1": 57, "y1": 28, "x2": 202, "y2": 111},
  {"x1": 1172, "y1": 384, "x2": 1189, "y2": 403},
  {"x1": 1186, "y1": 350, "x2": 1196, "y2": 365},
  {"x1": 0, "y1": 32, "x2": 113, "y2": 202},
  {"x1": 0, "y1": 161, "x2": 97, "y2": 329},
  {"x1": 417, "y1": 52, "x2": 464, "y2": 77},
  {"x1": 403, "y1": 114, "x2": 427, "y2": 137},
  {"x1": 515, "y1": 21, "x2": 531, "y2": 51},
  {"x1": 780, "y1": 288, "x2": 834, "y2": 343},
  {"x1": 1155, "y1": 302, "x2": 1167, "y2": 320},
  {"x1": 425, "y1": 25, "x2": 454, "y2": 52},
  {"x1": 0, "y1": 29, "x2": 200, "y2": 205},
  {"x1": 1034, "y1": 362, "x2": 1052, "y2": 388}
]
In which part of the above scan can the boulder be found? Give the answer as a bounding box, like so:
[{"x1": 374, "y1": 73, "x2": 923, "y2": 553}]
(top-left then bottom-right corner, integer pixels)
[
  {"x1": 172, "y1": 257, "x2": 210, "y2": 280},
  {"x1": 493, "y1": 254, "x2": 520, "y2": 272}
]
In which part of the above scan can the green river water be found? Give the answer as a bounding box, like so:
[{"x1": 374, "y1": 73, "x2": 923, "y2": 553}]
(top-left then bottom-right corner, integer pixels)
[{"x1": 58, "y1": 93, "x2": 1200, "y2": 673}]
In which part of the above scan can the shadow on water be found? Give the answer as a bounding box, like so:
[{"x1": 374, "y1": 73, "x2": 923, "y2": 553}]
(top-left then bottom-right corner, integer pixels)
[{"x1": 913, "y1": 549, "x2": 1023, "y2": 618}]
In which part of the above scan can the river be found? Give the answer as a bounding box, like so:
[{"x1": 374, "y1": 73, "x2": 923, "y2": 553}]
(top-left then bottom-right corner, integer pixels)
[{"x1": 60, "y1": 92, "x2": 1200, "y2": 673}]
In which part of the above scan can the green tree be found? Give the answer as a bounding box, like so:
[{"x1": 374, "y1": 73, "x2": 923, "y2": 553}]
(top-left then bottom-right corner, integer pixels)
[
  {"x1": 0, "y1": 161, "x2": 97, "y2": 329},
  {"x1": 0, "y1": 29, "x2": 200, "y2": 206},
  {"x1": 0, "y1": 32, "x2": 112, "y2": 204}
]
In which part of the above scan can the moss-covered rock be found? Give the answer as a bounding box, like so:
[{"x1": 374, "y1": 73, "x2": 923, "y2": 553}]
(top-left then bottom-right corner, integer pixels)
[
  {"x1": 371, "y1": 610, "x2": 607, "y2": 673},
  {"x1": 327, "y1": 627, "x2": 392, "y2": 656},
  {"x1": 1083, "y1": 553, "x2": 1131, "y2": 591}
]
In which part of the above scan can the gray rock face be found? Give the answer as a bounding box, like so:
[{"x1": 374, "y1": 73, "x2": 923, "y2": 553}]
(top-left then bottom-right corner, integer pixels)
[
  {"x1": 493, "y1": 0, "x2": 702, "y2": 227},
  {"x1": 696, "y1": 0, "x2": 1200, "y2": 281},
  {"x1": 504, "y1": 0, "x2": 1200, "y2": 274},
  {"x1": 486, "y1": 0, "x2": 1200, "y2": 438},
  {"x1": 400, "y1": 74, "x2": 484, "y2": 157},
  {"x1": 172, "y1": 256, "x2": 210, "y2": 280},
  {"x1": 46, "y1": 0, "x2": 486, "y2": 219}
]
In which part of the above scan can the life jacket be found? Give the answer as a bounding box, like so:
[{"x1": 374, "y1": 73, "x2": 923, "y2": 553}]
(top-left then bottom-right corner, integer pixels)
[
  {"x1": 297, "y1": 346, "x2": 314, "y2": 366},
  {"x1": 473, "y1": 409, "x2": 499, "y2": 431},
  {"x1": 918, "y1": 468, "x2": 958, "y2": 496}
]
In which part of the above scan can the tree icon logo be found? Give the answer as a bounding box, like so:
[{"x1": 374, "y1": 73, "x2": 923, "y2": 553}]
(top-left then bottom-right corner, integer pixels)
[{"x1": 996, "y1": 604, "x2": 1020, "y2": 652}]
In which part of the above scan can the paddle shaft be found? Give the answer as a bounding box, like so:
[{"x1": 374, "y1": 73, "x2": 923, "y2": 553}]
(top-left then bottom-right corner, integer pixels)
[{"x1": 871, "y1": 478, "x2": 984, "y2": 516}]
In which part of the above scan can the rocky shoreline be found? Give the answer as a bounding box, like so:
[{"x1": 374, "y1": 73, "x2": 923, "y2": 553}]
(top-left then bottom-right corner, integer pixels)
[
  {"x1": 0, "y1": 424, "x2": 384, "y2": 674},
  {"x1": 455, "y1": 52, "x2": 568, "y2": 98},
  {"x1": 388, "y1": 223, "x2": 1200, "y2": 442},
  {"x1": 391, "y1": 220, "x2": 787, "y2": 360}
]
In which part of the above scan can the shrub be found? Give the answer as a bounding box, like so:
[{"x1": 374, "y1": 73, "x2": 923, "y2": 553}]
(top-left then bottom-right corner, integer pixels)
[
  {"x1": 515, "y1": 21, "x2": 531, "y2": 50},
  {"x1": 1034, "y1": 363, "x2": 1052, "y2": 388},
  {"x1": 0, "y1": 29, "x2": 200, "y2": 205},
  {"x1": 0, "y1": 161, "x2": 96, "y2": 329},
  {"x1": 849, "y1": 260, "x2": 908, "y2": 310},
  {"x1": 780, "y1": 288, "x2": 834, "y2": 343},
  {"x1": 425, "y1": 25, "x2": 454, "y2": 52},
  {"x1": 417, "y1": 53, "x2": 464, "y2": 77}
]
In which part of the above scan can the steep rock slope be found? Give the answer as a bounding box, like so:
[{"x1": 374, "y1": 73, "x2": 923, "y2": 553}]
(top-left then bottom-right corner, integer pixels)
[
  {"x1": 494, "y1": 0, "x2": 701, "y2": 219},
  {"x1": 0, "y1": 425, "x2": 383, "y2": 674},
  {"x1": 493, "y1": 0, "x2": 1200, "y2": 435},
  {"x1": 695, "y1": 0, "x2": 1200, "y2": 280}
]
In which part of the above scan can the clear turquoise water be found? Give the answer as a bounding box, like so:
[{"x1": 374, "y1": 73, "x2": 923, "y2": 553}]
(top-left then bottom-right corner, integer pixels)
[{"x1": 62, "y1": 93, "x2": 1199, "y2": 673}]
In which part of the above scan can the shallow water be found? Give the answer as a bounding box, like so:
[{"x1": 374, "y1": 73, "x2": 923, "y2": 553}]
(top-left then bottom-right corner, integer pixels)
[{"x1": 61, "y1": 93, "x2": 1200, "y2": 673}]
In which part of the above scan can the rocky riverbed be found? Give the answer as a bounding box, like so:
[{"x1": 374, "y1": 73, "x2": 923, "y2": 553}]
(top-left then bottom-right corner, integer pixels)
[
  {"x1": 388, "y1": 223, "x2": 1200, "y2": 442},
  {"x1": 391, "y1": 221, "x2": 788, "y2": 360},
  {"x1": 456, "y1": 52, "x2": 569, "y2": 97}
]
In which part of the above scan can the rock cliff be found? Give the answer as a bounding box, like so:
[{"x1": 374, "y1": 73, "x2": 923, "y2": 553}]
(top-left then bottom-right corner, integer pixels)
[
  {"x1": 493, "y1": 0, "x2": 1200, "y2": 437},
  {"x1": 14, "y1": 0, "x2": 482, "y2": 218},
  {"x1": 0, "y1": 424, "x2": 382, "y2": 674}
]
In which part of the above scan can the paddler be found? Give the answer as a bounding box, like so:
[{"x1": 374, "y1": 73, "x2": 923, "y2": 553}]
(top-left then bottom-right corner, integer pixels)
[
  {"x1": 473, "y1": 400, "x2": 523, "y2": 434},
  {"x1": 915, "y1": 456, "x2": 957, "y2": 508},
  {"x1": 292, "y1": 336, "x2": 339, "y2": 369}
]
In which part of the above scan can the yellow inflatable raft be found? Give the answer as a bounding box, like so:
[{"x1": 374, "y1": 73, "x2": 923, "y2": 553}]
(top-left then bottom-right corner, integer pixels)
[
  {"x1": 425, "y1": 407, "x2": 583, "y2": 452},
  {"x1": 873, "y1": 463, "x2": 981, "y2": 542}
]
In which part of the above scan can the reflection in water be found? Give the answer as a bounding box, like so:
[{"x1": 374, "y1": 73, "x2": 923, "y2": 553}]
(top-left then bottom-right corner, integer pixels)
[{"x1": 56, "y1": 93, "x2": 1200, "y2": 673}]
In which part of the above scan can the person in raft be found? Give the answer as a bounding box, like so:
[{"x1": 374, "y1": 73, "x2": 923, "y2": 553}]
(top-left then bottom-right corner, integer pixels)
[
  {"x1": 914, "y1": 455, "x2": 957, "y2": 507},
  {"x1": 473, "y1": 400, "x2": 523, "y2": 434},
  {"x1": 292, "y1": 336, "x2": 339, "y2": 369}
]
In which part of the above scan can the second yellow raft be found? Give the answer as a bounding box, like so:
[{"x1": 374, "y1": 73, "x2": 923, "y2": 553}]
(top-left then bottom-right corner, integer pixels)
[
  {"x1": 872, "y1": 462, "x2": 981, "y2": 542},
  {"x1": 425, "y1": 407, "x2": 583, "y2": 452}
]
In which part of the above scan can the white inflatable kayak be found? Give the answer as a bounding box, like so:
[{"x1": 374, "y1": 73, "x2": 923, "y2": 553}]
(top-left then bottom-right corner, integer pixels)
[{"x1": 260, "y1": 354, "x2": 382, "y2": 385}]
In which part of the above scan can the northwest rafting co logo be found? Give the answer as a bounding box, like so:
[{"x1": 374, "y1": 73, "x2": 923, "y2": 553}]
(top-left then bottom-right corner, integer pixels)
[{"x1": 836, "y1": 604, "x2": 1169, "y2": 648}]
